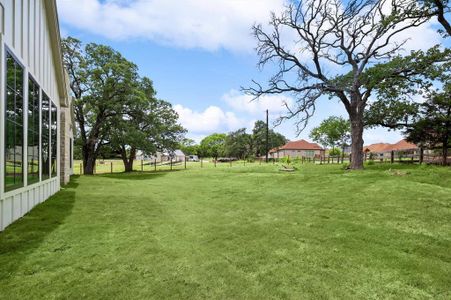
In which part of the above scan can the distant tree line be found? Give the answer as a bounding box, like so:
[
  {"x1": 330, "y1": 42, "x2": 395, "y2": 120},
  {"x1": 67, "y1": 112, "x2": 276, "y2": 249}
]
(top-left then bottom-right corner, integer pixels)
[{"x1": 179, "y1": 121, "x2": 287, "y2": 160}]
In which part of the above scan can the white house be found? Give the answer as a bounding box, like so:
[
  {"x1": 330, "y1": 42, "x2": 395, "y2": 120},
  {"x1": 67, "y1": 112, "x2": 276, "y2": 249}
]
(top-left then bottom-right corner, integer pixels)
[{"x1": 0, "y1": 0, "x2": 73, "y2": 231}]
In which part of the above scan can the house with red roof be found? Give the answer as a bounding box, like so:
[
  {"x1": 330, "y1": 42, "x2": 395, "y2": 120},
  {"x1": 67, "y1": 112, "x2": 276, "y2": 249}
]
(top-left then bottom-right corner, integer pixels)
[
  {"x1": 269, "y1": 139, "x2": 325, "y2": 159},
  {"x1": 363, "y1": 139, "x2": 419, "y2": 159}
]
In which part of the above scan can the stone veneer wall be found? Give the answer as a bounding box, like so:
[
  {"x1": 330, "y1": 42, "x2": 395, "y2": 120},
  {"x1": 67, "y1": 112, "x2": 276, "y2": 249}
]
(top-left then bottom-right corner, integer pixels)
[{"x1": 60, "y1": 104, "x2": 74, "y2": 184}]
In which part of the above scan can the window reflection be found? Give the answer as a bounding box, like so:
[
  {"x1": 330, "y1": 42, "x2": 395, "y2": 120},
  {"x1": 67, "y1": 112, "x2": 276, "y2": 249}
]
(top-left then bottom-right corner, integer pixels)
[
  {"x1": 28, "y1": 77, "x2": 40, "y2": 184},
  {"x1": 5, "y1": 52, "x2": 24, "y2": 191}
]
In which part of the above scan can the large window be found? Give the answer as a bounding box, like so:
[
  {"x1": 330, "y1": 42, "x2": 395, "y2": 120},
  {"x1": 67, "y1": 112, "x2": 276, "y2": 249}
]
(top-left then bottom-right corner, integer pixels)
[
  {"x1": 41, "y1": 93, "x2": 50, "y2": 180},
  {"x1": 4, "y1": 51, "x2": 24, "y2": 192},
  {"x1": 27, "y1": 77, "x2": 40, "y2": 184},
  {"x1": 51, "y1": 103, "x2": 57, "y2": 177}
]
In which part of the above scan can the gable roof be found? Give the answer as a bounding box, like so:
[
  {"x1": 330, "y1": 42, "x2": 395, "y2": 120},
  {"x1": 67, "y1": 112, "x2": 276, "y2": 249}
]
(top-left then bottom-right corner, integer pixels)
[
  {"x1": 391, "y1": 139, "x2": 418, "y2": 151},
  {"x1": 364, "y1": 139, "x2": 418, "y2": 153},
  {"x1": 363, "y1": 143, "x2": 392, "y2": 153},
  {"x1": 279, "y1": 139, "x2": 323, "y2": 151}
]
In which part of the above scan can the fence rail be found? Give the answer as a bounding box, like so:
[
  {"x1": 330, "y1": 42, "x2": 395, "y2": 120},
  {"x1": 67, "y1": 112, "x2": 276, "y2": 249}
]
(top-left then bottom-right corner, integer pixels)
[{"x1": 74, "y1": 152, "x2": 450, "y2": 175}]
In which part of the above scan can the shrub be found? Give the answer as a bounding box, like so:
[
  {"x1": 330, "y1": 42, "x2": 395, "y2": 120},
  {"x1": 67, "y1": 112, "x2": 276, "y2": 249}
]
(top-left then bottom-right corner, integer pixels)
[
  {"x1": 329, "y1": 148, "x2": 342, "y2": 156},
  {"x1": 280, "y1": 156, "x2": 291, "y2": 165}
]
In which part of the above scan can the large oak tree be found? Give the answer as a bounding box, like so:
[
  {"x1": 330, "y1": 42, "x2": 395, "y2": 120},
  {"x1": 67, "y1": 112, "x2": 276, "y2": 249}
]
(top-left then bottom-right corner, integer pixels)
[{"x1": 243, "y1": 0, "x2": 434, "y2": 169}]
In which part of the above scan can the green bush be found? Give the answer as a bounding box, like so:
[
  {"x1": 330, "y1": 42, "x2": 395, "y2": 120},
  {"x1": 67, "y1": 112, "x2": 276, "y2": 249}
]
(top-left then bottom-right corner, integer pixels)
[
  {"x1": 279, "y1": 156, "x2": 291, "y2": 165},
  {"x1": 329, "y1": 148, "x2": 342, "y2": 156},
  {"x1": 292, "y1": 157, "x2": 301, "y2": 164}
]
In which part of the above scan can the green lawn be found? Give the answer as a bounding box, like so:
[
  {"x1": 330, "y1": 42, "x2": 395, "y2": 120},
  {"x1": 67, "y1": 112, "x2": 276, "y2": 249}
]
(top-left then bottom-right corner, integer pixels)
[{"x1": 0, "y1": 164, "x2": 450, "y2": 299}]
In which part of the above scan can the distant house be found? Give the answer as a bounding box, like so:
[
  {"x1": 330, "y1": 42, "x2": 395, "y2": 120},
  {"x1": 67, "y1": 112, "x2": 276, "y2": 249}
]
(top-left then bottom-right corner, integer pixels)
[
  {"x1": 363, "y1": 139, "x2": 419, "y2": 159},
  {"x1": 270, "y1": 139, "x2": 325, "y2": 159},
  {"x1": 137, "y1": 149, "x2": 185, "y2": 162}
]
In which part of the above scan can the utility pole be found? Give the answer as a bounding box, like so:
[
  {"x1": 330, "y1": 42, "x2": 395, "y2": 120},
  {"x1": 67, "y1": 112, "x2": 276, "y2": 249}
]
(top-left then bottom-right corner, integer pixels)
[{"x1": 266, "y1": 109, "x2": 269, "y2": 163}]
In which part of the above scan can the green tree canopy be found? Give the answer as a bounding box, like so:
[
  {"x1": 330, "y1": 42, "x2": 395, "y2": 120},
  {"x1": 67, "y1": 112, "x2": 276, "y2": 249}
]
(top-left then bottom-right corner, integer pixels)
[
  {"x1": 108, "y1": 77, "x2": 185, "y2": 172},
  {"x1": 309, "y1": 117, "x2": 351, "y2": 151},
  {"x1": 199, "y1": 134, "x2": 227, "y2": 159},
  {"x1": 224, "y1": 129, "x2": 252, "y2": 159},
  {"x1": 251, "y1": 120, "x2": 287, "y2": 157},
  {"x1": 405, "y1": 91, "x2": 451, "y2": 165},
  {"x1": 178, "y1": 138, "x2": 199, "y2": 156},
  {"x1": 62, "y1": 37, "x2": 141, "y2": 174}
]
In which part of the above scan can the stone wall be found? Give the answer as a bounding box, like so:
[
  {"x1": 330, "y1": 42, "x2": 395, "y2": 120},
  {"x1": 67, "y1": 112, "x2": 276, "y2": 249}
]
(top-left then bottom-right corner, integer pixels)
[{"x1": 60, "y1": 102, "x2": 74, "y2": 184}]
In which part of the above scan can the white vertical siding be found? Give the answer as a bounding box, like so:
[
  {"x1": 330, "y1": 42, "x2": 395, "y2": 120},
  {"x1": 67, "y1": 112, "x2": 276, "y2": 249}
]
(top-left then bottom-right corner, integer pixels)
[
  {"x1": 0, "y1": 0, "x2": 59, "y2": 101},
  {"x1": 0, "y1": 0, "x2": 63, "y2": 231}
]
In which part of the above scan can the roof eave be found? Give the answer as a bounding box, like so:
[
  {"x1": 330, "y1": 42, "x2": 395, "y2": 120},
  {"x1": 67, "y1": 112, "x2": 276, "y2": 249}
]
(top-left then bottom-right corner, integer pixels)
[{"x1": 44, "y1": 0, "x2": 69, "y2": 108}]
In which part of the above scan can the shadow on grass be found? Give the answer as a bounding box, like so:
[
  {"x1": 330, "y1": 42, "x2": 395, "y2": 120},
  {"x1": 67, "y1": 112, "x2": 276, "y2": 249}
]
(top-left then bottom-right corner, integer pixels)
[
  {"x1": 0, "y1": 178, "x2": 77, "y2": 276},
  {"x1": 96, "y1": 170, "x2": 182, "y2": 180}
]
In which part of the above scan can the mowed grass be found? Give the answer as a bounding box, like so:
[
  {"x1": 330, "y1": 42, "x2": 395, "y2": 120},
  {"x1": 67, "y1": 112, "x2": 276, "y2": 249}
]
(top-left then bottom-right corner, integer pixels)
[{"x1": 0, "y1": 164, "x2": 450, "y2": 299}]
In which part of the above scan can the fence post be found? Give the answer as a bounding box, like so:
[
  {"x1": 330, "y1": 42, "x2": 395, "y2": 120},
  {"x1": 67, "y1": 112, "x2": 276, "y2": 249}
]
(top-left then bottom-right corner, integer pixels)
[
  {"x1": 111, "y1": 162, "x2": 113, "y2": 174},
  {"x1": 419, "y1": 148, "x2": 424, "y2": 164},
  {"x1": 391, "y1": 151, "x2": 394, "y2": 164},
  {"x1": 141, "y1": 160, "x2": 144, "y2": 172},
  {"x1": 184, "y1": 157, "x2": 187, "y2": 169}
]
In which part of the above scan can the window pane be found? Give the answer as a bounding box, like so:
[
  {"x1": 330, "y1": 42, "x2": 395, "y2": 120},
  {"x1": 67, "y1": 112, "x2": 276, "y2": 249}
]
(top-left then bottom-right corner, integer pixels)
[
  {"x1": 4, "y1": 52, "x2": 24, "y2": 191},
  {"x1": 28, "y1": 78, "x2": 40, "y2": 184},
  {"x1": 42, "y1": 93, "x2": 50, "y2": 180},
  {"x1": 51, "y1": 103, "x2": 57, "y2": 177}
]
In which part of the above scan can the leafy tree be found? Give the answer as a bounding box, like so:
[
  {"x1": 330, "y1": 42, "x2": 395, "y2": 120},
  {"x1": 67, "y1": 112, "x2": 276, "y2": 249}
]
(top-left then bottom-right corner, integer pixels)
[
  {"x1": 251, "y1": 120, "x2": 287, "y2": 157},
  {"x1": 309, "y1": 116, "x2": 350, "y2": 154},
  {"x1": 179, "y1": 138, "x2": 199, "y2": 156},
  {"x1": 199, "y1": 133, "x2": 226, "y2": 159},
  {"x1": 108, "y1": 77, "x2": 185, "y2": 172},
  {"x1": 62, "y1": 37, "x2": 140, "y2": 174},
  {"x1": 405, "y1": 92, "x2": 451, "y2": 165},
  {"x1": 243, "y1": 0, "x2": 435, "y2": 169},
  {"x1": 364, "y1": 46, "x2": 450, "y2": 164},
  {"x1": 328, "y1": 148, "x2": 342, "y2": 157},
  {"x1": 224, "y1": 129, "x2": 252, "y2": 159},
  {"x1": 418, "y1": 0, "x2": 451, "y2": 36}
]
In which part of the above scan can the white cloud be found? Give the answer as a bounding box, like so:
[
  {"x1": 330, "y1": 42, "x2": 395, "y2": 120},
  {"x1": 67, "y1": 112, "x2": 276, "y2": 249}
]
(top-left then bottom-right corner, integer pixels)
[
  {"x1": 174, "y1": 104, "x2": 245, "y2": 134},
  {"x1": 57, "y1": 0, "x2": 285, "y2": 52},
  {"x1": 222, "y1": 89, "x2": 294, "y2": 116}
]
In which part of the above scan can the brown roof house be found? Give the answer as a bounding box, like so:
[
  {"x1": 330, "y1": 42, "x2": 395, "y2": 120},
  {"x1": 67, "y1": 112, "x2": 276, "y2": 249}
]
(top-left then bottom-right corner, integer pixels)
[
  {"x1": 363, "y1": 139, "x2": 419, "y2": 159},
  {"x1": 270, "y1": 140, "x2": 325, "y2": 159}
]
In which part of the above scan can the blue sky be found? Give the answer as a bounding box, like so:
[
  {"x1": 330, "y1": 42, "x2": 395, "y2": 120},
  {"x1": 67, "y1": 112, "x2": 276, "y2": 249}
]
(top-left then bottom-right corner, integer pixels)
[{"x1": 56, "y1": 0, "x2": 446, "y2": 144}]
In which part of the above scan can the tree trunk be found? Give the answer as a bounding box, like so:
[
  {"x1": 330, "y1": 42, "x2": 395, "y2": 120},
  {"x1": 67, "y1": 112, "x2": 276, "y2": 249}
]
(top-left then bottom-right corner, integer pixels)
[
  {"x1": 341, "y1": 145, "x2": 345, "y2": 163},
  {"x1": 82, "y1": 142, "x2": 97, "y2": 175},
  {"x1": 442, "y1": 140, "x2": 448, "y2": 166},
  {"x1": 350, "y1": 115, "x2": 364, "y2": 169},
  {"x1": 121, "y1": 147, "x2": 136, "y2": 172},
  {"x1": 124, "y1": 160, "x2": 134, "y2": 172}
]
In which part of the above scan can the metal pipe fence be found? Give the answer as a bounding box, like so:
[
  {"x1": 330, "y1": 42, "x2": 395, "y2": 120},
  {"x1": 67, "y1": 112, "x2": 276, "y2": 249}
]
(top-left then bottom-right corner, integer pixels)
[{"x1": 73, "y1": 151, "x2": 450, "y2": 175}]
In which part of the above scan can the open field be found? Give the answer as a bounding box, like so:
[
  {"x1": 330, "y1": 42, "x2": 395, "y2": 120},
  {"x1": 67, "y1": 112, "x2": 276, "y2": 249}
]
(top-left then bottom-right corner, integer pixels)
[{"x1": 0, "y1": 164, "x2": 450, "y2": 299}]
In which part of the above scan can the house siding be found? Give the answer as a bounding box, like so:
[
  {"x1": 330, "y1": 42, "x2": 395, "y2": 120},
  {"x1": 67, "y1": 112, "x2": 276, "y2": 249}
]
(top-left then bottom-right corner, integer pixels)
[{"x1": 0, "y1": 0, "x2": 70, "y2": 231}]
